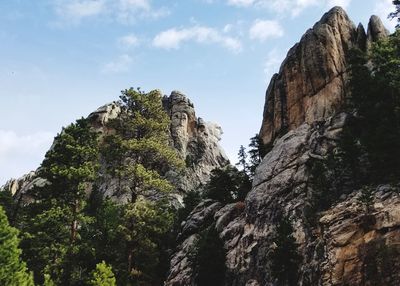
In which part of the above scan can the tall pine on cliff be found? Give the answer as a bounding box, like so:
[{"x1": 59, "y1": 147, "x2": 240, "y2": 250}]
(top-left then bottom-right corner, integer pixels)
[
  {"x1": 348, "y1": 29, "x2": 400, "y2": 183},
  {"x1": 22, "y1": 118, "x2": 100, "y2": 284},
  {"x1": 102, "y1": 88, "x2": 184, "y2": 284}
]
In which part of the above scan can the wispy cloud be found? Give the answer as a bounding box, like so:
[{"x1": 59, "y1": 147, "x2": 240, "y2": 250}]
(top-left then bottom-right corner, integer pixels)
[
  {"x1": 227, "y1": 0, "x2": 352, "y2": 17},
  {"x1": 101, "y1": 54, "x2": 133, "y2": 74},
  {"x1": 0, "y1": 130, "x2": 54, "y2": 184},
  {"x1": 54, "y1": 0, "x2": 106, "y2": 24},
  {"x1": 53, "y1": 0, "x2": 169, "y2": 26},
  {"x1": 249, "y1": 19, "x2": 284, "y2": 42},
  {"x1": 227, "y1": 0, "x2": 255, "y2": 7},
  {"x1": 153, "y1": 25, "x2": 242, "y2": 53},
  {"x1": 118, "y1": 34, "x2": 140, "y2": 49},
  {"x1": 263, "y1": 48, "x2": 286, "y2": 80},
  {"x1": 373, "y1": 0, "x2": 397, "y2": 31}
]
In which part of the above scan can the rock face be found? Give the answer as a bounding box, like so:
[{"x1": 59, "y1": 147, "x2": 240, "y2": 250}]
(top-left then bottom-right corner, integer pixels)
[
  {"x1": 162, "y1": 91, "x2": 229, "y2": 192},
  {"x1": 259, "y1": 7, "x2": 389, "y2": 147},
  {"x1": 1, "y1": 91, "x2": 228, "y2": 201},
  {"x1": 167, "y1": 8, "x2": 400, "y2": 286}
]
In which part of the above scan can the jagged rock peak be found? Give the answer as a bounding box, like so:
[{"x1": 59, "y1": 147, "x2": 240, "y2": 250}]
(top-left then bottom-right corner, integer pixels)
[
  {"x1": 367, "y1": 15, "x2": 389, "y2": 44},
  {"x1": 259, "y1": 7, "x2": 388, "y2": 148}
]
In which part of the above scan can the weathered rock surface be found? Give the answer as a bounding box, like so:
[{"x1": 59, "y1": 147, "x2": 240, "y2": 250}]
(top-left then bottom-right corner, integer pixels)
[
  {"x1": 167, "y1": 112, "x2": 400, "y2": 286},
  {"x1": 1, "y1": 91, "x2": 228, "y2": 202},
  {"x1": 167, "y1": 8, "x2": 399, "y2": 286},
  {"x1": 163, "y1": 91, "x2": 229, "y2": 193},
  {"x1": 259, "y1": 7, "x2": 389, "y2": 147}
]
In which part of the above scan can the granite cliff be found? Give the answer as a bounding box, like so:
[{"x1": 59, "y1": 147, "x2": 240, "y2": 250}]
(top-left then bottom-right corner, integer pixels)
[
  {"x1": 166, "y1": 7, "x2": 400, "y2": 286},
  {"x1": 259, "y1": 7, "x2": 388, "y2": 147},
  {"x1": 1, "y1": 91, "x2": 228, "y2": 203}
]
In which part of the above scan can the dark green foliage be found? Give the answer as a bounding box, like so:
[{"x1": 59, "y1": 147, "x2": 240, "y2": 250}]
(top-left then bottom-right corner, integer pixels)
[
  {"x1": 270, "y1": 216, "x2": 301, "y2": 286},
  {"x1": 204, "y1": 166, "x2": 251, "y2": 204},
  {"x1": 0, "y1": 206, "x2": 34, "y2": 286},
  {"x1": 83, "y1": 191, "x2": 126, "y2": 283},
  {"x1": 305, "y1": 152, "x2": 349, "y2": 226},
  {"x1": 390, "y1": 0, "x2": 400, "y2": 28},
  {"x1": 21, "y1": 118, "x2": 100, "y2": 285},
  {"x1": 348, "y1": 32, "x2": 400, "y2": 183},
  {"x1": 119, "y1": 198, "x2": 175, "y2": 285},
  {"x1": 176, "y1": 191, "x2": 202, "y2": 227},
  {"x1": 358, "y1": 187, "x2": 374, "y2": 214},
  {"x1": 248, "y1": 134, "x2": 263, "y2": 178},
  {"x1": 102, "y1": 88, "x2": 184, "y2": 202},
  {"x1": 194, "y1": 225, "x2": 226, "y2": 286},
  {"x1": 0, "y1": 190, "x2": 16, "y2": 225},
  {"x1": 236, "y1": 145, "x2": 248, "y2": 173}
]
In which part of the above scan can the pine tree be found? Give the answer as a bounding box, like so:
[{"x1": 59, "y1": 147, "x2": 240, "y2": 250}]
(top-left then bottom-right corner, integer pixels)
[
  {"x1": 103, "y1": 88, "x2": 184, "y2": 202},
  {"x1": 390, "y1": 0, "x2": 400, "y2": 28},
  {"x1": 248, "y1": 134, "x2": 263, "y2": 177},
  {"x1": 22, "y1": 118, "x2": 100, "y2": 284},
  {"x1": 236, "y1": 145, "x2": 248, "y2": 173},
  {"x1": 349, "y1": 31, "x2": 400, "y2": 182},
  {"x1": 0, "y1": 206, "x2": 34, "y2": 286},
  {"x1": 102, "y1": 88, "x2": 184, "y2": 280},
  {"x1": 90, "y1": 261, "x2": 116, "y2": 286},
  {"x1": 205, "y1": 166, "x2": 251, "y2": 203},
  {"x1": 119, "y1": 198, "x2": 174, "y2": 285}
]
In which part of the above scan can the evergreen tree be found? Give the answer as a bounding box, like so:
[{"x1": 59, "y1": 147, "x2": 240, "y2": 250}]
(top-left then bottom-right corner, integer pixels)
[
  {"x1": 390, "y1": 0, "x2": 400, "y2": 28},
  {"x1": 270, "y1": 216, "x2": 301, "y2": 286},
  {"x1": 349, "y1": 31, "x2": 400, "y2": 183},
  {"x1": 119, "y1": 198, "x2": 174, "y2": 285},
  {"x1": 22, "y1": 118, "x2": 99, "y2": 284},
  {"x1": 103, "y1": 88, "x2": 184, "y2": 202},
  {"x1": 90, "y1": 261, "x2": 116, "y2": 286},
  {"x1": 236, "y1": 145, "x2": 248, "y2": 173},
  {"x1": 248, "y1": 134, "x2": 264, "y2": 178},
  {"x1": 102, "y1": 88, "x2": 184, "y2": 280},
  {"x1": 204, "y1": 166, "x2": 251, "y2": 204},
  {"x1": 0, "y1": 206, "x2": 34, "y2": 286}
]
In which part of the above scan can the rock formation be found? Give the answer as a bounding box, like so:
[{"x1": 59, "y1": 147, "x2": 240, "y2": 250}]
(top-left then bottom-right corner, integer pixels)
[
  {"x1": 166, "y1": 7, "x2": 400, "y2": 286},
  {"x1": 259, "y1": 7, "x2": 388, "y2": 147},
  {"x1": 1, "y1": 91, "x2": 228, "y2": 201}
]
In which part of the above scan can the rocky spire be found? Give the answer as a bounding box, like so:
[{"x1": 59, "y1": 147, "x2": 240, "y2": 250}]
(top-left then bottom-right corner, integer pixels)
[{"x1": 259, "y1": 7, "x2": 388, "y2": 148}]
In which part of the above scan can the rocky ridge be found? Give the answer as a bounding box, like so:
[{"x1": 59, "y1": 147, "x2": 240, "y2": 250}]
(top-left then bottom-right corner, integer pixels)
[
  {"x1": 1, "y1": 91, "x2": 228, "y2": 202},
  {"x1": 166, "y1": 7, "x2": 400, "y2": 286},
  {"x1": 259, "y1": 7, "x2": 388, "y2": 147}
]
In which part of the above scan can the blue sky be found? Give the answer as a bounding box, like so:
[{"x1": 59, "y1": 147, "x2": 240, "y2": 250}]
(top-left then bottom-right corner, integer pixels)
[{"x1": 0, "y1": 0, "x2": 397, "y2": 184}]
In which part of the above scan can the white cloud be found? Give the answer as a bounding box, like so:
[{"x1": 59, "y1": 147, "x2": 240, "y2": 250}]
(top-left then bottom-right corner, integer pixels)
[
  {"x1": 327, "y1": 0, "x2": 351, "y2": 9},
  {"x1": 374, "y1": 0, "x2": 397, "y2": 31},
  {"x1": 249, "y1": 19, "x2": 284, "y2": 41},
  {"x1": 101, "y1": 54, "x2": 133, "y2": 74},
  {"x1": 263, "y1": 48, "x2": 286, "y2": 80},
  {"x1": 54, "y1": 0, "x2": 168, "y2": 25},
  {"x1": 55, "y1": 0, "x2": 106, "y2": 23},
  {"x1": 227, "y1": 0, "x2": 351, "y2": 17},
  {"x1": 0, "y1": 130, "x2": 54, "y2": 184},
  {"x1": 118, "y1": 34, "x2": 139, "y2": 48},
  {"x1": 227, "y1": 0, "x2": 255, "y2": 7},
  {"x1": 153, "y1": 26, "x2": 242, "y2": 53}
]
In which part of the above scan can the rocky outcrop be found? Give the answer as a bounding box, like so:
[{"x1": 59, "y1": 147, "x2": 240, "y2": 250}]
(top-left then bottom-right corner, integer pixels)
[
  {"x1": 163, "y1": 91, "x2": 229, "y2": 193},
  {"x1": 259, "y1": 7, "x2": 389, "y2": 147},
  {"x1": 167, "y1": 112, "x2": 400, "y2": 286},
  {"x1": 1, "y1": 91, "x2": 228, "y2": 202},
  {"x1": 167, "y1": 8, "x2": 399, "y2": 286}
]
